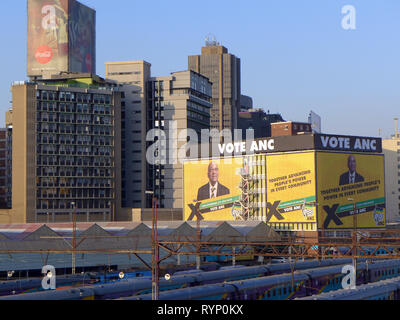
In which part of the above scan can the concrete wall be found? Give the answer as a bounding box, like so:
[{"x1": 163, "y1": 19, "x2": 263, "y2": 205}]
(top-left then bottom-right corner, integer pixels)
[{"x1": 383, "y1": 137, "x2": 400, "y2": 223}]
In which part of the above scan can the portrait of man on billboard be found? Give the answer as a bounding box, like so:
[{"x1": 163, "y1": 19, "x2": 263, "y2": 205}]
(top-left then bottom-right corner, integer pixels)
[
  {"x1": 339, "y1": 155, "x2": 365, "y2": 186},
  {"x1": 197, "y1": 162, "x2": 230, "y2": 201}
]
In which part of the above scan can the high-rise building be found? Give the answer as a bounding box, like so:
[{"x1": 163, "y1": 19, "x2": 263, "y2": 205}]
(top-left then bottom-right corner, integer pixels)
[
  {"x1": 27, "y1": 0, "x2": 96, "y2": 79},
  {"x1": 0, "y1": 128, "x2": 8, "y2": 209},
  {"x1": 240, "y1": 95, "x2": 253, "y2": 112},
  {"x1": 5, "y1": 116, "x2": 12, "y2": 209},
  {"x1": 238, "y1": 109, "x2": 285, "y2": 138},
  {"x1": 9, "y1": 74, "x2": 121, "y2": 223},
  {"x1": 147, "y1": 70, "x2": 212, "y2": 209},
  {"x1": 105, "y1": 61, "x2": 151, "y2": 208},
  {"x1": 188, "y1": 39, "x2": 241, "y2": 131},
  {"x1": 382, "y1": 119, "x2": 400, "y2": 223}
]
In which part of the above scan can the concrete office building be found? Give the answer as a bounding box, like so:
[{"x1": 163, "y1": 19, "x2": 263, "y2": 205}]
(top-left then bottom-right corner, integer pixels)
[
  {"x1": 105, "y1": 61, "x2": 151, "y2": 208},
  {"x1": 147, "y1": 70, "x2": 212, "y2": 209},
  {"x1": 382, "y1": 120, "x2": 400, "y2": 223},
  {"x1": 5, "y1": 74, "x2": 122, "y2": 224},
  {"x1": 240, "y1": 95, "x2": 253, "y2": 112},
  {"x1": 238, "y1": 109, "x2": 285, "y2": 139},
  {"x1": 0, "y1": 129, "x2": 8, "y2": 209},
  {"x1": 271, "y1": 121, "x2": 312, "y2": 137},
  {"x1": 188, "y1": 39, "x2": 241, "y2": 131},
  {"x1": 5, "y1": 123, "x2": 12, "y2": 209}
]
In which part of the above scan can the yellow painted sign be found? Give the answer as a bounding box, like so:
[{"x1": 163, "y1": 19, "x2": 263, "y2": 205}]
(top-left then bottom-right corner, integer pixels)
[
  {"x1": 266, "y1": 152, "x2": 316, "y2": 223},
  {"x1": 316, "y1": 152, "x2": 385, "y2": 229}
]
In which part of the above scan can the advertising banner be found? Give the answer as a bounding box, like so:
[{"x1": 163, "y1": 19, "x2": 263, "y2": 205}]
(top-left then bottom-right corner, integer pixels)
[
  {"x1": 317, "y1": 152, "x2": 385, "y2": 229},
  {"x1": 266, "y1": 152, "x2": 317, "y2": 223},
  {"x1": 184, "y1": 158, "x2": 242, "y2": 221},
  {"x1": 28, "y1": 0, "x2": 69, "y2": 76},
  {"x1": 27, "y1": 0, "x2": 96, "y2": 76},
  {"x1": 184, "y1": 156, "x2": 268, "y2": 221},
  {"x1": 68, "y1": 0, "x2": 96, "y2": 74}
]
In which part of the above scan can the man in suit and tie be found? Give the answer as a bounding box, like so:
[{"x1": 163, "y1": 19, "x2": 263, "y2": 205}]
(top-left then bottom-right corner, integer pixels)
[
  {"x1": 339, "y1": 155, "x2": 365, "y2": 186},
  {"x1": 197, "y1": 162, "x2": 230, "y2": 201}
]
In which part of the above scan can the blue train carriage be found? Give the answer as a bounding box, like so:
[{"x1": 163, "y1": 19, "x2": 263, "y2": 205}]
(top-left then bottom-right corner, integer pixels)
[
  {"x1": 299, "y1": 277, "x2": 400, "y2": 300},
  {"x1": 203, "y1": 246, "x2": 255, "y2": 263},
  {"x1": 231, "y1": 273, "x2": 311, "y2": 300},
  {"x1": 124, "y1": 260, "x2": 400, "y2": 301},
  {"x1": 0, "y1": 273, "x2": 98, "y2": 296}
]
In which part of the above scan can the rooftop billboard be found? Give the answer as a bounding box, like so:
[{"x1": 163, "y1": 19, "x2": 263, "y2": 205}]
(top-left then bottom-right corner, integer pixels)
[
  {"x1": 184, "y1": 155, "x2": 268, "y2": 222},
  {"x1": 184, "y1": 150, "x2": 385, "y2": 230},
  {"x1": 266, "y1": 152, "x2": 317, "y2": 224},
  {"x1": 27, "y1": 0, "x2": 95, "y2": 77},
  {"x1": 317, "y1": 152, "x2": 385, "y2": 229}
]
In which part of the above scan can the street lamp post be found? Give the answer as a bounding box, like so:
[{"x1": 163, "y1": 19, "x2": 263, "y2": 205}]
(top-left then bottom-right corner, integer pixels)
[
  {"x1": 71, "y1": 202, "x2": 77, "y2": 275},
  {"x1": 146, "y1": 190, "x2": 159, "y2": 301},
  {"x1": 348, "y1": 198, "x2": 357, "y2": 285}
]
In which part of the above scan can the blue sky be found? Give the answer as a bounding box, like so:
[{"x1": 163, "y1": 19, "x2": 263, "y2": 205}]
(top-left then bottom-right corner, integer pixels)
[{"x1": 0, "y1": 0, "x2": 399, "y2": 138}]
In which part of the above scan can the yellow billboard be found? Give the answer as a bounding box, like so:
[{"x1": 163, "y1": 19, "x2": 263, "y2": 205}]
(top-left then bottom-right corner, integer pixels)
[
  {"x1": 184, "y1": 158, "x2": 242, "y2": 221},
  {"x1": 316, "y1": 152, "x2": 385, "y2": 229},
  {"x1": 266, "y1": 152, "x2": 317, "y2": 223},
  {"x1": 184, "y1": 156, "x2": 269, "y2": 221}
]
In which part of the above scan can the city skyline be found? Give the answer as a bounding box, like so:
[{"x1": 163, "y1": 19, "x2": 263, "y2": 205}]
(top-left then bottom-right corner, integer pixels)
[{"x1": 0, "y1": 0, "x2": 399, "y2": 138}]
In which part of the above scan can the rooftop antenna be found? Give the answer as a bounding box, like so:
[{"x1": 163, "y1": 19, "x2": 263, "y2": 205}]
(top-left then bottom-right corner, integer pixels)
[
  {"x1": 205, "y1": 33, "x2": 219, "y2": 46},
  {"x1": 395, "y1": 118, "x2": 399, "y2": 138}
]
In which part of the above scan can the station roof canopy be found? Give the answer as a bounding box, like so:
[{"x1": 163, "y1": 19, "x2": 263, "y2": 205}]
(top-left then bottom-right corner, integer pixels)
[{"x1": 0, "y1": 221, "x2": 282, "y2": 272}]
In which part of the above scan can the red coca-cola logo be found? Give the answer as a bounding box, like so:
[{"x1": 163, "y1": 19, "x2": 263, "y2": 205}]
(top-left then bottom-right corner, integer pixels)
[
  {"x1": 35, "y1": 45, "x2": 53, "y2": 64},
  {"x1": 85, "y1": 53, "x2": 92, "y2": 72}
]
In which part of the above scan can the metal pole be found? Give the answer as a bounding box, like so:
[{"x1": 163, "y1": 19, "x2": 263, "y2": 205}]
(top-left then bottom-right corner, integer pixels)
[
  {"x1": 352, "y1": 201, "x2": 357, "y2": 286},
  {"x1": 152, "y1": 197, "x2": 159, "y2": 300},
  {"x1": 72, "y1": 203, "x2": 76, "y2": 275},
  {"x1": 196, "y1": 202, "x2": 201, "y2": 270}
]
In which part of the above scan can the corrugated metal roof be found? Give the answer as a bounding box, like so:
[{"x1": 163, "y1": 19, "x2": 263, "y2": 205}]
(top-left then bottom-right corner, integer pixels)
[
  {"x1": 23, "y1": 225, "x2": 61, "y2": 241},
  {"x1": 206, "y1": 222, "x2": 244, "y2": 242},
  {"x1": 0, "y1": 221, "x2": 282, "y2": 272},
  {"x1": 0, "y1": 233, "x2": 8, "y2": 241}
]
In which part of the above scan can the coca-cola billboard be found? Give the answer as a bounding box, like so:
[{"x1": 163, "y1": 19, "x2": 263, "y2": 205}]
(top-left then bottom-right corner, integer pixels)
[{"x1": 27, "y1": 0, "x2": 95, "y2": 77}]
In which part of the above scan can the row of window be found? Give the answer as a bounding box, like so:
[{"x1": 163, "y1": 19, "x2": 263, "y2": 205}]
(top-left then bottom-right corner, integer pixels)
[
  {"x1": 37, "y1": 102, "x2": 112, "y2": 115},
  {"x1": 38, "y1": 134, "x2": 112, "y2": 146},
  {"x1": 37, "y1": 199, "x2": 112, "y2": 210},
  {"x1": 265, "y1": 284, "x2": 297, "y2": 298},
  {"x1": 187, "y1": 110, "x2": 209, "y2": 123},
  {"x1": 38, "y1": 124, "x2": 113, "y2": 135},
  {"x1": 37, "y1": 156, "x2": 111, "y2": 167},
  {"x1": 37, "y1": 167, "x2": 113, "y2": 177},
  {"x1": 37, "y1": 188, "x2": 112, "y2": 199},
  {"x1": 38, "y1": 91, "x2": 112, "y2": 105},
  {"x1": 38, "y1": 145, "x2": 112, "y2": 155},
  {"x1": 38, "y1": 177, "x2": 111, "y2": 187},
  {"x1": 38, "y1": 112, "x2": 112, "y2": 125}
]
